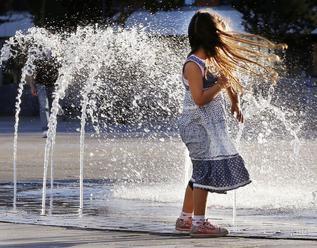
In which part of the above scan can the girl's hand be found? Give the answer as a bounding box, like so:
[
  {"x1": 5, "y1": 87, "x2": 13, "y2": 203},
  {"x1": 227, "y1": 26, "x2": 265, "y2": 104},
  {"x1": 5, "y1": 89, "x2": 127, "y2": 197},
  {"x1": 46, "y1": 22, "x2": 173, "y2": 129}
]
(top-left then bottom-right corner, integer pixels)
[
  {"x1": 217, "y1": 75, "x2": 231, "y2": 90},
  {"x1": 231, "y1": 102, "x2": 244, "y2": 123}
]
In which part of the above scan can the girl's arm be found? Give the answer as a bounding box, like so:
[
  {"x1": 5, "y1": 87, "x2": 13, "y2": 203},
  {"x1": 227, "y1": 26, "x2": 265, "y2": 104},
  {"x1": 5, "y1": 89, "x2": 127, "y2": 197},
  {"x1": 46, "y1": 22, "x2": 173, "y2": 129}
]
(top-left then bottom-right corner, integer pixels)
[
  {"x1": 226, "y1": 87, "x2": 244, "y2": 123},
  {"x1": 226, "y1": 87, "x2": 239, "y2": 104},
  {"x1": 184, "y1": 62, "x2": 230, "y2": 107}
]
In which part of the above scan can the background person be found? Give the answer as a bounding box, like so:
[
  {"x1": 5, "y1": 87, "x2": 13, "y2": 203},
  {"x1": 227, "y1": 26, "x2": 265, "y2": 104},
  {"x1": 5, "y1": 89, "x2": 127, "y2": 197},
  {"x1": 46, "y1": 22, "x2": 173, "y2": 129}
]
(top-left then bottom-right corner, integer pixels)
[{"x1": 27, "y1": 51, "x2": 60, "y2": 138}]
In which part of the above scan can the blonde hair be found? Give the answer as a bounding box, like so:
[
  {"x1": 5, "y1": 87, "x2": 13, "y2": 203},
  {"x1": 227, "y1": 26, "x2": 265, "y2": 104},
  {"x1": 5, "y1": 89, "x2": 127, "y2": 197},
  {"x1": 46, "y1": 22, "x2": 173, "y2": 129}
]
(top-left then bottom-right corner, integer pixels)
[{"x1": 188, "y1": 11, "x2": 287, "y2": 93}]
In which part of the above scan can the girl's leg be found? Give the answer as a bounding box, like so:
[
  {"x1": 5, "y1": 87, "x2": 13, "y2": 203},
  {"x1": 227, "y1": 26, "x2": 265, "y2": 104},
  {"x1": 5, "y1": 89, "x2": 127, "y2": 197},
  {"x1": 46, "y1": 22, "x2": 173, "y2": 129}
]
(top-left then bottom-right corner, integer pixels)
[
  {"x1": 193, "y1": 188, "x2": 208, "y2": 215},
  {"x1": 175, "y1": 183, "x2": 194, "y2": 231},
  {"x1": 181, "y1": 184, "x2": 194, "y2": 213},
  {"x1": 192, "y1": 188, "x2": 208, "y2": 226},
  {"x1": 180, "y1": 184, "x2": 208, "y2": 217},
  {"x1": 191, "y1": 188, "x2": 229, "y2": 237}
]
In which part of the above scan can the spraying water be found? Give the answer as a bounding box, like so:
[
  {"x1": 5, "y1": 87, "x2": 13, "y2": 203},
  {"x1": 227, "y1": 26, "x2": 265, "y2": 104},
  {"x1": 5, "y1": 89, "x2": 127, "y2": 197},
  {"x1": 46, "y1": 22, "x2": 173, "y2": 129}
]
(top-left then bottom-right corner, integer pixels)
[
  {"x1": 48, "y1": 136, "x2": 55, "y2": 215},
  {"x1": 1, "y1": 29, "x2": 62, "y2": 210},
  {"x1": 78, "y1": 75, "x2": 99, "y2": 214},
  {"x1": 0, "y1": 26, "x2": 185, "y2": 214},
  {"x1": 0, "y1": 26, "x2": 315, "y2": 226}
]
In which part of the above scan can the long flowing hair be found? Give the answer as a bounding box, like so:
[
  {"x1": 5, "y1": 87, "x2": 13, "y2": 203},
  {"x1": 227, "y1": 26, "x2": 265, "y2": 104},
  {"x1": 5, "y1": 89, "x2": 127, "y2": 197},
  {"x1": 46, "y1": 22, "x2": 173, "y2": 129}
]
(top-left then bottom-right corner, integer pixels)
[{"x1": 188, "y1": 10, "x2": 287, "y2": 93}]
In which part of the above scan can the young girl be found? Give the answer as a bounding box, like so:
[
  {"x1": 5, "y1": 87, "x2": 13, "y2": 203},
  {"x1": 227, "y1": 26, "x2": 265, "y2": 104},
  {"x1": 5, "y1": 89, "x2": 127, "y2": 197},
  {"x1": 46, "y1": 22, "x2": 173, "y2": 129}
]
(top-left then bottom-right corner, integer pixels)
[{"x1": 176, "y1": 11, "x2": 285, "y2": 238}]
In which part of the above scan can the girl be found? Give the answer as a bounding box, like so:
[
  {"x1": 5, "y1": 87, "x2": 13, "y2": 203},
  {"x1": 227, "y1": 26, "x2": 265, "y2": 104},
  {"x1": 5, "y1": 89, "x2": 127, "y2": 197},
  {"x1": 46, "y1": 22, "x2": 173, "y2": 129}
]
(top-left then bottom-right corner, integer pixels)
[{"x1": 176, "y1": 11, "x2": 286, "y2": 238}]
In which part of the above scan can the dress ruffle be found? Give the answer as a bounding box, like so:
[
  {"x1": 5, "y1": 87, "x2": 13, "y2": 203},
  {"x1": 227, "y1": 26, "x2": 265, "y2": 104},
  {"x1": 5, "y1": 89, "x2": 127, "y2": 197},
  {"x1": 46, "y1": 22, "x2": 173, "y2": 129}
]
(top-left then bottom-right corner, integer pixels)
[{"x1": 190, "y1": 154, "x2": 251, "y2": 194}]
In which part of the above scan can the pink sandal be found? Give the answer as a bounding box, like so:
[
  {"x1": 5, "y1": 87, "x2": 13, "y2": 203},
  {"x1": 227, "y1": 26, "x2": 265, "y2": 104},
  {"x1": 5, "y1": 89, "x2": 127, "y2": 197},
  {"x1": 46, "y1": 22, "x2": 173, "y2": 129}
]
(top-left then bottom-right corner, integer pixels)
[
  {"x1": 175, "y1": 217, "x2": 192, "y2": 232},
  {"x1": 190, "y1": 220, "x2": 229, "y2": 238}
]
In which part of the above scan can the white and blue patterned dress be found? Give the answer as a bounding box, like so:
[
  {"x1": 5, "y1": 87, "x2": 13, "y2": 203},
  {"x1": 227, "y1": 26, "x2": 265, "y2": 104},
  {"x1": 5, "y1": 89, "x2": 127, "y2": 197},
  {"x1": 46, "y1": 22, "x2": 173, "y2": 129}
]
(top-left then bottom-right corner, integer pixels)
[{"x1": 178, "y1": 54, "x2": 251, "y2": 193}]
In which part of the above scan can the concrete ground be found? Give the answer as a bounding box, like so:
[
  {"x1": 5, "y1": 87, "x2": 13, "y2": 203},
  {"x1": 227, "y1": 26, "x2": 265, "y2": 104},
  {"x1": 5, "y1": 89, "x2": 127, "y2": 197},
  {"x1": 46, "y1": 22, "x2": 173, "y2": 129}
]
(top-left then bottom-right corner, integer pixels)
[
  {"x1": 0, "y1": 222, "x2": 316, "y2": 248},
  {"x1": 0, "y1": 118, "x2": 316, "y2": 246}
]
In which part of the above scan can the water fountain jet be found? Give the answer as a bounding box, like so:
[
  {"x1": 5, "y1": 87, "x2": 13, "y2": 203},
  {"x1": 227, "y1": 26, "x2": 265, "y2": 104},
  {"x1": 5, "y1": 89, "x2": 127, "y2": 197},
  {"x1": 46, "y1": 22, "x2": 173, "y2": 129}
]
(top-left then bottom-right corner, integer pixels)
[{"x1": 0, "y1": 26, "x2": 315, "y2": 239}]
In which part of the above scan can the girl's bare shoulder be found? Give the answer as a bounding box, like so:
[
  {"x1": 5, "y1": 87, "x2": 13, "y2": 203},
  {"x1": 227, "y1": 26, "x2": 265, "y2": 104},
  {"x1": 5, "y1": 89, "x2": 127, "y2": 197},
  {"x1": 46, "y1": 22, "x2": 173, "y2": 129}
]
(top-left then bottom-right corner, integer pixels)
[{"x1": 183, "y1": 61, "x2": 202, "y2": 78}]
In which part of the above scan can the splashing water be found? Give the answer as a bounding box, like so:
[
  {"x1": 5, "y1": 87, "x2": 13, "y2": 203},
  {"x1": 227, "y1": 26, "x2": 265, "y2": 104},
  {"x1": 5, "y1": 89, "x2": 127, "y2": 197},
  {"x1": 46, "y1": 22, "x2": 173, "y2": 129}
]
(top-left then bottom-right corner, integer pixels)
[
  {"x1": 1, "y1": 26, "x2": 186, "y2": 214},
  {"x1": 0, "y1": 25, "x2": 315, "y2": 224},
  {"x1": 1, "y1": 29, "x2": 62, "y2": 210}
]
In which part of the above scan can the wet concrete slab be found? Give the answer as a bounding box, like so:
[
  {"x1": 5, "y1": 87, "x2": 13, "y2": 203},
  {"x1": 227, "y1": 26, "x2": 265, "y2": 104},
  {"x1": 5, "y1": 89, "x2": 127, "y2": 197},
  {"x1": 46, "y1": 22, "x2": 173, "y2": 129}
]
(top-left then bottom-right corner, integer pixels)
[{"x1": 0, "y1": 222, "x2": 317, "y2": 248}]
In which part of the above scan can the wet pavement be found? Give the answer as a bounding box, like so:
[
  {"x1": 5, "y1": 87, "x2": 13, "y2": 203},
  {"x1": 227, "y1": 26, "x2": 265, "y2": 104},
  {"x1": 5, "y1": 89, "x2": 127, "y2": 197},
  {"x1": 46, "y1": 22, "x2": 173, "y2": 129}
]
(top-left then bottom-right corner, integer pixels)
[
  {"x1": 0, "y1": 178, "x2": 316, "y2": 240},
  {"x1": 0, "y1": 128, "x2": 316, "y2": 241},
  {"x1": 1, "y1": 222, "x2": 317, "y2": 248}
]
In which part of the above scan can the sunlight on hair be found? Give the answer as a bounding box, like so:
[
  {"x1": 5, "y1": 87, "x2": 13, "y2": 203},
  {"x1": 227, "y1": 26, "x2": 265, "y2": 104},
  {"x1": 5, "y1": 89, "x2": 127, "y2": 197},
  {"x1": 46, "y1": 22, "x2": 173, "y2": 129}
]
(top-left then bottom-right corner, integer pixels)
[{"x1": 190, "y1": 10, "x2": 288, "y2": 93}]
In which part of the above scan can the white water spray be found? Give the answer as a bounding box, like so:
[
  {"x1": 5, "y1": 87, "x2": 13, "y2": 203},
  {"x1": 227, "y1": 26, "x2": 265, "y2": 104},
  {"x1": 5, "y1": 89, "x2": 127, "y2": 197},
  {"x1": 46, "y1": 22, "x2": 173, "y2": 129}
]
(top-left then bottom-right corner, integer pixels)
[{"x1": 1, "y1": 26, "x2": 314, "y2": 224}]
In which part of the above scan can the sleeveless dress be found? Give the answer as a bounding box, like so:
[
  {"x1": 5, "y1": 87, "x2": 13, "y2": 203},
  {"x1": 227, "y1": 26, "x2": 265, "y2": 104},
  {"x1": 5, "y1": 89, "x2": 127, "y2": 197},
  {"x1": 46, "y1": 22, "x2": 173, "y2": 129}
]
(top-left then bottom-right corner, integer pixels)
[{"x1": 178, "y1": 54, "x2": 251, "y2": 193}]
